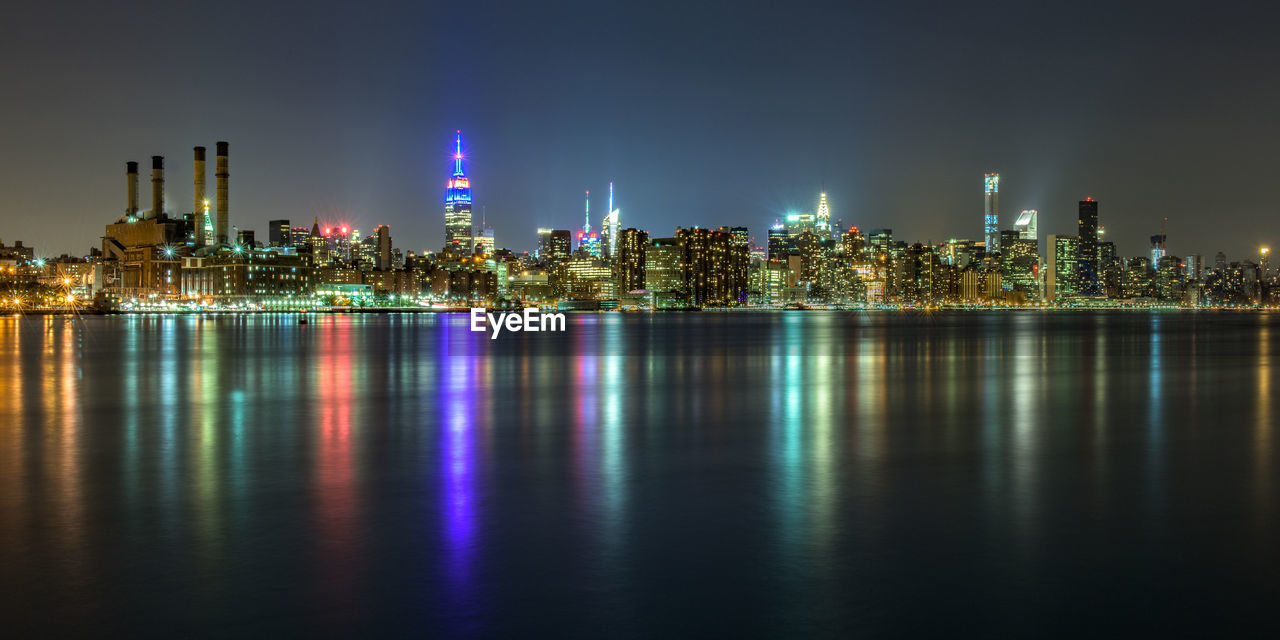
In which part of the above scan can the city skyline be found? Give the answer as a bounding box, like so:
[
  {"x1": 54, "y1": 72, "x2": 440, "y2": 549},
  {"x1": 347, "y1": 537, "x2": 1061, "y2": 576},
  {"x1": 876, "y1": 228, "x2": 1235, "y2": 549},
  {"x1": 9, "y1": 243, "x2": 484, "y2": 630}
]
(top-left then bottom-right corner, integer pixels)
[{"x1": 2, "y1": 2, "x2": 1279, "y2": 259}]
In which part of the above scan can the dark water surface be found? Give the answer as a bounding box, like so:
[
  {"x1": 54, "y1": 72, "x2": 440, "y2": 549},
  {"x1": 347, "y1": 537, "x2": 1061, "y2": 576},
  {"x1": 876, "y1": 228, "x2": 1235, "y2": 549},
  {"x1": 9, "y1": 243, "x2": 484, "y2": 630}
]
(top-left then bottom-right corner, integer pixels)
[{"x1": 2, "y1": 311, "x2": 1278, "y2": 637}]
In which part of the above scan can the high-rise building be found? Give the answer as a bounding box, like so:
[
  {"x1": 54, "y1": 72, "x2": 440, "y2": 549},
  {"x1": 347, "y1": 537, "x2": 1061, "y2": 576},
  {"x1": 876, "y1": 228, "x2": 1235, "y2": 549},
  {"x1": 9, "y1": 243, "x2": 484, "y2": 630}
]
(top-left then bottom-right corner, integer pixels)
[
  {"x1": 617, "y1": 228, "x2": 648, "y2": 293},
  {"x1": 290, "y1": 226, "x2": 309, "y2": 250},
  {"x1": 375, "y1": 225, "x2": 392, "y2": 271},
  {"x1": 577, "y1": 190, "x2": 601, "y2": 257},
  {"x1": 816, "y1": 192, "x2": 832, "y2": 240},
  {"x1": 767, "y1": 224, "x2": 794, "y2": 261},
  {"x1": 444, "y1": 130, "x2": 473, "y2": 253},
  {"x1": 1150, "y1": 233, "x2": 1167, "y2": 267},
  {"x1": 645, "y1": 237, "x2": 685, "y2": 305},
  {"x1": 269, "y1": 219, "x2": 291, "y2": 248},
  {"x1": 601, "y1": 182, "x2": 620, "y2": 259},
  {"x1": 309, "y1": 218, "x2": 328, "y2": 263},
  {"x1": 473, "y1": 219, "x2": 495, "y2": 255},
  {"x1": 537, "y1": 228, "x2": 554, "y2": 259},
  {"x1": 984, "y1": 173, "x2": 999, "y2": 253},
  {"x1": 1046, "y1": 234, "x2": 1079, "y2": 301},
  {"x1": 547, "y1": 230, "x2": 572, "y2": 262},
  {"x1": 842, "y1": 227, "x2": 867, "y2": 261},
  {"x1": 1015, "y1": 209, "x2": 1037, "y2": 242},
  {"x1": 1000, "y1": 229, "x2": 1039, "y2": 297},
  {"x1": 1077, "y1": 197, "x2": 1101, "y2": 295}
]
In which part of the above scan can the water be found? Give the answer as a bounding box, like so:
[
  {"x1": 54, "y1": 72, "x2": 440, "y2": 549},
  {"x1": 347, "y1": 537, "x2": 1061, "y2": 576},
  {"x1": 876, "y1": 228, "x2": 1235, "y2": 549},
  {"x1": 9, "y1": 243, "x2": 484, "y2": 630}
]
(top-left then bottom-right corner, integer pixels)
[{"x1": 1, "y1": 311, "x2": 1277, "y2": 636}]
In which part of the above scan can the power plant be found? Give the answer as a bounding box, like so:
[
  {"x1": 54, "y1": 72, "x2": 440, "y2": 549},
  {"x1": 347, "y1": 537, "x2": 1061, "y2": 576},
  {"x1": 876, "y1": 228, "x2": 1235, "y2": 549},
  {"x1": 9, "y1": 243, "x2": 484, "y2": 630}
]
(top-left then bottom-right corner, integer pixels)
[{"x1": 193, "y1": 146, "x2": 206, "y2": 247}]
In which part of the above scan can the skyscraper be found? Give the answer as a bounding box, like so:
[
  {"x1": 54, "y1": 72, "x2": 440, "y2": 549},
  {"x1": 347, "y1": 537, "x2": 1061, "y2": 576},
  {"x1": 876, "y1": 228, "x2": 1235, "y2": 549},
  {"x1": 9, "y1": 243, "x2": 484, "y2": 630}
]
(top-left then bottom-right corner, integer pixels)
[
  {"x1": 601, "y1": 182, "x2": 620, "y2": 259},
  {"x1": 1077, "y1": 197, "x2": 1101, "y2": 295},
  {"x1": 816, "y1": 192, "x2": 832, "y2": 240},
  {"x1": 1046, "y1": 234, "x2": 1079, "y2": 301},
  {"x1": 984, "y1": 173, "x2": 999, "y2": 253},
  {"x1": 617, "y1": 227, "x2": 648, "y2": 293},
  {"x1": 375, "y1": 225, "x2": 392, "y2": 271},
  {"x1": 1015, "y1": 209, "x2": 1037, "y2": 242},
  {"x1": 577, "y1": 190, "x2": 600, "y2": 257},
  {"x1": 444, "y1": 130, "x2": 473, "y2": 253},
  {"x1": 269, "y1": 219, "x2": 291, "y2": 248}
]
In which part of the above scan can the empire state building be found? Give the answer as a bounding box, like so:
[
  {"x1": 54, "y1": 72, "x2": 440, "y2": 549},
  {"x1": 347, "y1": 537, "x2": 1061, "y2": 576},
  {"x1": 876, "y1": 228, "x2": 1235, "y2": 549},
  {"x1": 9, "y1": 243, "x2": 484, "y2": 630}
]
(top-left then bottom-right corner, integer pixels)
[{"x1": 444, "y1": 130, "x2": 473, "y2": 253}]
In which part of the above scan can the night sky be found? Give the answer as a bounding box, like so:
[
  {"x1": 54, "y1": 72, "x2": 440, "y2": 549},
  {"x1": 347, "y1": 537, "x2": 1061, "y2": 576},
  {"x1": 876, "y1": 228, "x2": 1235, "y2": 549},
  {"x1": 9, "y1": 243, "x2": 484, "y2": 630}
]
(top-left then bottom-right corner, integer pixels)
[{"x1": 1, "y1": 1, "x2": 1277, "y2": 259}]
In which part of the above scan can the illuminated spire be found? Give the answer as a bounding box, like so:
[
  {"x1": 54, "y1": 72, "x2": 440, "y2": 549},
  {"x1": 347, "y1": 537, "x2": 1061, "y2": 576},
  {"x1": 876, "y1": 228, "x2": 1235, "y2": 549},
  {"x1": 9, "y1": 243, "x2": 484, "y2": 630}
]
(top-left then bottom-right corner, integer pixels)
[
  {"x1": 583, "y1": 190, "x2": 591, "y2": 234},
  {"x1": 453, "y1": 130, "x2": 465, "y2": 177}
]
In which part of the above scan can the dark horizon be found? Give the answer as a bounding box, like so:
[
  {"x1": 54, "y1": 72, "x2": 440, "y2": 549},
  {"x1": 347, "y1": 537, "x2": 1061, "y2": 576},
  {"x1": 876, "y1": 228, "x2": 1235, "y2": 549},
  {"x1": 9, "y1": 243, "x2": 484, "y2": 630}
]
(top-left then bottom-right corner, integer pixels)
[{"x1": 2, "y1": 1, "x2": 1277, "y2": 259}]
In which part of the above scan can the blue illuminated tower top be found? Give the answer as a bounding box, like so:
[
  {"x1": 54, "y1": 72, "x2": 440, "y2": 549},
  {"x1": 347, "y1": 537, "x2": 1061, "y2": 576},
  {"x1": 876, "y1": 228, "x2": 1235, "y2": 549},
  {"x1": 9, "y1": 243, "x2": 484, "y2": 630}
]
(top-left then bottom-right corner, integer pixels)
[{"x1": 445, "y1": 130, "x2": 471, "y2": 205}]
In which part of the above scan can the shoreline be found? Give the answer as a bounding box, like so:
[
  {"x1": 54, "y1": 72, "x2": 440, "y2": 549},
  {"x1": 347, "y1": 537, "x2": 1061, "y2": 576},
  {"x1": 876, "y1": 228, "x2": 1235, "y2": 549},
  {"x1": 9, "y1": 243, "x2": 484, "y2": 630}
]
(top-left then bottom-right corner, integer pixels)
[{"x1": 5, "y1": 305, "x2": 1277, "y2": 317}]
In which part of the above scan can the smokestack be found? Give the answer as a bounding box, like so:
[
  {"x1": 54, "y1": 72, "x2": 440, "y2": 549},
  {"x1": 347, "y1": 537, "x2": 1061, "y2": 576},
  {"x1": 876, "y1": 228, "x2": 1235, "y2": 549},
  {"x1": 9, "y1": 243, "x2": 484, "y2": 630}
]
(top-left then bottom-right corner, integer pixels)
[
  {"x1": 150, "y1": 156, "x2": 165, "y2": 220},
  {"x1": 216, "y1": 141, "x2": 229, "y2": 245},
  {"x1": 126, "y1": 161, "x2": 139, "y2": 219},
  {"x1": 193, "y1": 147, "x2": 207, "y2": 246}
]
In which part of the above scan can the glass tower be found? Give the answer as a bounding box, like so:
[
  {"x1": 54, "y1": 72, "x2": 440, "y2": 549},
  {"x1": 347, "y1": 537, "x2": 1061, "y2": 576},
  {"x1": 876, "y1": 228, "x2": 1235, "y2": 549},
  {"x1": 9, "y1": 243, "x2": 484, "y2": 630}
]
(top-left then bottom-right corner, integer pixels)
[{"x1": 984, "y1": 173, "x2": 999, "y2": 254}]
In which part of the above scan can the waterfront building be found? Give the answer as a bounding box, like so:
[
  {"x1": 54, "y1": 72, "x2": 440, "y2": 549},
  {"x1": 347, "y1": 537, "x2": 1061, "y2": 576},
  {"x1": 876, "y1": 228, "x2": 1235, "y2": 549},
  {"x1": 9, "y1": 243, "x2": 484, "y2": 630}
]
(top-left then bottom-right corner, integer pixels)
[
  {"x1": 1000, "y1": 229, "x2": 1039, "y2": 297},
  {"x1": 1077, "y1": 197, "x2": 1101, "y2": 295},
  {"x1": 644, "y1": 237, "x2": 686, "y2": 306},
  {"x1": 1046, "y1": 234, "x2": 1079, "y2": 301},
  {"x1": 1122, "y1": 256, "x2": 1153, "y2": 299},
  {"x1": 181, "y1": 247, "x2": 313, "y2": 302},
  {"x1": 617, "y1": 228, "x2": 648, "y2": 293}
]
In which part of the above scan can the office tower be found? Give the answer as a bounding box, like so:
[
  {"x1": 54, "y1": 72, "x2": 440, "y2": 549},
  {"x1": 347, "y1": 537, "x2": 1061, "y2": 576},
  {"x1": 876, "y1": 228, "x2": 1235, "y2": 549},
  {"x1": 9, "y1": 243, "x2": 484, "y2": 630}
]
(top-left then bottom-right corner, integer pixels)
[
  {"x1": 1098, "y1": 240, "x2": 1120, "y2": 297},
  {"x1": 537, "y1": 228, "x2": 553, "y2": 259},
  {"x1": 868, "y1": 229, "x2": 893, "y2": 252},
  {"x1": 1150, "y1": 234, "x2": 1167, "y2": 266},
  {"x1": 290, "y1": 226, "x2": 309, "y2": 249},
  {"x1": 237, "y1": 229, "x2": 255, "y2": 248},
  {"x1": 784, "y1": 212, "x2": 817, "y2": 236},
  {"x1": 473, "y1": 212, "x2": 495, "y2": 255},
  {"x1": 375, "y1": 225, "x2": 392, "y2": 270},
  {"x1": 617, "y1": 228, "x2": 648, "y2": 293},
  {"x1": 309, "y1": 218, "x2": 328, "y2": 263},
  {"x1": 269, "y1": 219, "x2": 291, "y2": 247},
  {"x1": 333, "y1": 226, "x2": 352, "y2": 262},
  {"x1": 1000, "y1": 229, "x2": 1039, "y2": 297},
  {"x1": 545, "y1": 229, "x2": 572, "y2": 261},
  {"x1": 1214, "y1": 252, "x2": 1227, "y2": 272},
  {"x1": 1184, "y1": 253, "x2": 1203, "y2": 281},
  {"x1": 576, "y1": 190, "x2": 601, "y2": 257},
  {"x1": 444, "y1": 130, "x2": 474, "y2": 252},
  {"x1": 816, "y1": 192, "x2": 832, "y2": 240},
  {"x1": 601, "y1": 182, "x2": 620, "y2": 259},
  {"x1": 767, "y1": 224, "x2": 794, "y2": 261},
  {"x1": 984, "y1": 173, "x2": 999, "y2": 253},
  {"x1": 1077, "y1": 197, "x2": 1101, "y2": 295},
  {"x1": 1015, "y1": 209, "x2": 1037, "y2": 242},
  {"x1": 1046, "y1": 234, "x2": 1079, "y2": 300}
]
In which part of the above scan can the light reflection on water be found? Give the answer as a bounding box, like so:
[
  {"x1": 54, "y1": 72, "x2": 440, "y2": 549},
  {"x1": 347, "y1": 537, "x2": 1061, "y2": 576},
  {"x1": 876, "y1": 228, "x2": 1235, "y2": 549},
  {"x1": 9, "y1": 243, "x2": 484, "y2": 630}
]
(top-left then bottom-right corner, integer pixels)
[{"x1": 0, "y1": 311, "x2": 1278, "y2": 636}]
